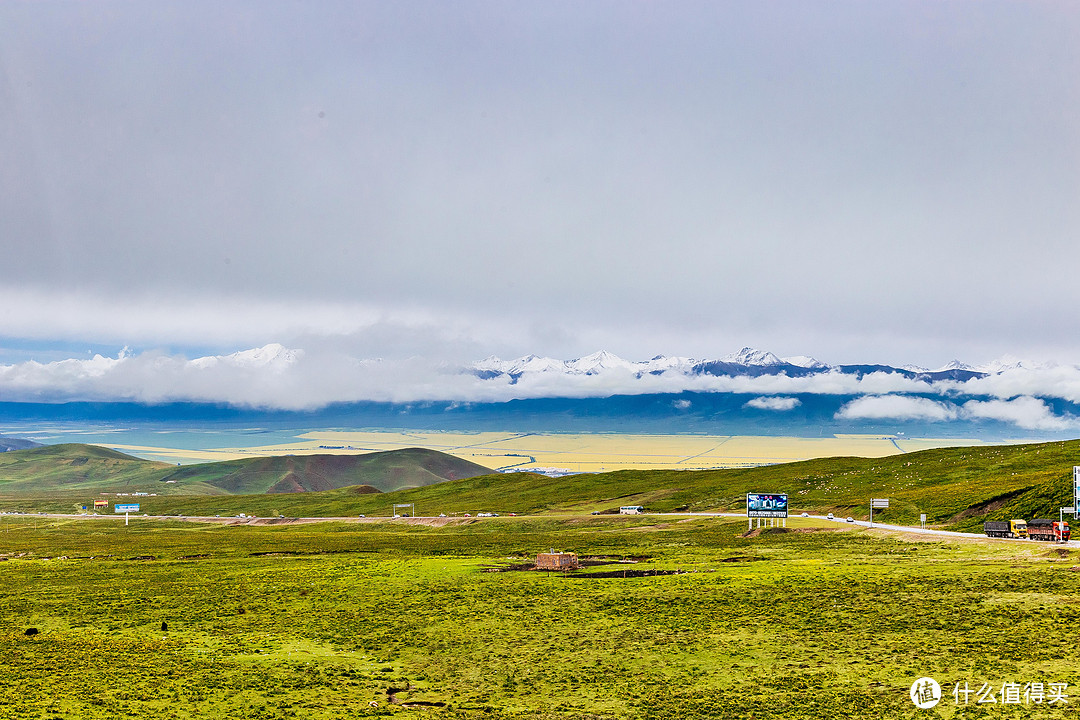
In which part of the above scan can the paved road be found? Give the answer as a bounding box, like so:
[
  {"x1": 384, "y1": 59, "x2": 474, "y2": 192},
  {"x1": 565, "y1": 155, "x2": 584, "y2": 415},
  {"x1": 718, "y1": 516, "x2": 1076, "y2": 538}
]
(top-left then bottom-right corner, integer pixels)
[{"x1": 8, "y1": 511, "x2": 1077, "y2": 547}]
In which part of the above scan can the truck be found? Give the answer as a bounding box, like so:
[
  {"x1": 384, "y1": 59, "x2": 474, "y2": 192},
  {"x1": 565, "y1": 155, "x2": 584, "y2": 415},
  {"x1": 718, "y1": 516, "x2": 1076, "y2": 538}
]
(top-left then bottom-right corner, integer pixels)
[
  {"x1": 983, "y1": 519, "x2": 1028, "y2": 539},
  {"x1": 1026, "y1": 519, "x2": 1071, "y2": 542}
]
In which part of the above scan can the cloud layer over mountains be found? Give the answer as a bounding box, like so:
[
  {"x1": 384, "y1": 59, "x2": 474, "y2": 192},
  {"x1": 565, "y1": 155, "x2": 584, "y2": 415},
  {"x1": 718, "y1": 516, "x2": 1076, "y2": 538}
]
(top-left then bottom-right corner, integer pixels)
[{"x1": 2, "y1": 345, "x2": 1079, "y2": 433}]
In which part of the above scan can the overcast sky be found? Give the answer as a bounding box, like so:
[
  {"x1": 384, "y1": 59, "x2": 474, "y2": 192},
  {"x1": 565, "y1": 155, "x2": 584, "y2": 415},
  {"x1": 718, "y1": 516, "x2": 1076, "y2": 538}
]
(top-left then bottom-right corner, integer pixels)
[{"x1": 3, "y1": 1, "x2": 1079, "y2": 379}]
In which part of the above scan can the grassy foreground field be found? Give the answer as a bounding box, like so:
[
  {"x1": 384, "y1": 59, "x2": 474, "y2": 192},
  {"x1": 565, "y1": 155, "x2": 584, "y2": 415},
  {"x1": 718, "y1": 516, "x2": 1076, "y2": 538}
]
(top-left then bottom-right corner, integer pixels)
[{"x1": 1, "y1": 515, "x2": 1077, "y2": 719}]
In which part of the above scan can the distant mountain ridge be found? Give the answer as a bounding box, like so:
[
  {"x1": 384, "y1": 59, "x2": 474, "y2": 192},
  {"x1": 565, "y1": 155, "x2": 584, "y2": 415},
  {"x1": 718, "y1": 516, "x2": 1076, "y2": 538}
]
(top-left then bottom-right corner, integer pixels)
[
  {"x1": 0, "y1": 436, "x2": 40, "y2": 452},
  {"x1": 471, "y1": 347, "x2": 990, "y2": 384}
]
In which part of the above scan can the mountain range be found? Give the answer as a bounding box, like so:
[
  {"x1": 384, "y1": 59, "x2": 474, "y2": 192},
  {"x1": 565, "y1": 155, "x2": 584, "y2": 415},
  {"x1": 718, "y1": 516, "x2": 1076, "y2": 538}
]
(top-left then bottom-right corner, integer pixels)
[{"x1": 471, "y1": 347, "x2": 993, "y2": 383}]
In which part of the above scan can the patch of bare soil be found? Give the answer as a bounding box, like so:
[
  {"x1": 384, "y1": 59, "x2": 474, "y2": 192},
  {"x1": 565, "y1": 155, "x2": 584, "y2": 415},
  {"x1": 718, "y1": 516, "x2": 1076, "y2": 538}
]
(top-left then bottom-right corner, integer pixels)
[
  {"x1": 742, "y1": 526, "x2": 845, "y2": 538},
  {"x1": 392, "y1": 517, "x2": 476, "y2": 527}
]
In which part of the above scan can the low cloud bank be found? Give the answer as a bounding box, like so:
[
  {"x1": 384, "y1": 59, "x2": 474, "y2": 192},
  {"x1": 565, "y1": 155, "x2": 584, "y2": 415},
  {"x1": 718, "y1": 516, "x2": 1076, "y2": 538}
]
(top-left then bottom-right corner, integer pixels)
[
  {"x1": 1, "y1": 345, "x2": 1080, "y2": 434},
  {"x1": 836, "y1": 394, "x2": 1079, "y2": 431}
]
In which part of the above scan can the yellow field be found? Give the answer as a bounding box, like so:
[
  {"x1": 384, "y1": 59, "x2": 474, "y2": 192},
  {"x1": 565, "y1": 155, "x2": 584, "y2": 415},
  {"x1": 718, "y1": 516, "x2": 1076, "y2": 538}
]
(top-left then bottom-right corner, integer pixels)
[{"x1": 109, "y1": 431, "x2": 989, "y2": 471}]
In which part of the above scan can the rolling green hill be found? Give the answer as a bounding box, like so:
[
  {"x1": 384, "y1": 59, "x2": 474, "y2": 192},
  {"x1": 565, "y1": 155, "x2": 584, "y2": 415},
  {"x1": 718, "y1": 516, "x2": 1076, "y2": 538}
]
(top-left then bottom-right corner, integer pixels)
[
  {"x1": 156, "y1": 447, "x2": 493, "y2": 494},
  {"x1": 0, "y1": 443, "x2": 177, "y2": 494},
  {"x1": 0, "y1": 444, "x2": 493, "y2": 498}
]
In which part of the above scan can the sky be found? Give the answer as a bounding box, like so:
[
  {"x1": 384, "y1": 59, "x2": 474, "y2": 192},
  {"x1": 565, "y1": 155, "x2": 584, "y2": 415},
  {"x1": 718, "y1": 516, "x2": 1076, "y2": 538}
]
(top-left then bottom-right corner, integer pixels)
[{"x1": 2, "y1": 1, "x2": 1080, "y2": 409}]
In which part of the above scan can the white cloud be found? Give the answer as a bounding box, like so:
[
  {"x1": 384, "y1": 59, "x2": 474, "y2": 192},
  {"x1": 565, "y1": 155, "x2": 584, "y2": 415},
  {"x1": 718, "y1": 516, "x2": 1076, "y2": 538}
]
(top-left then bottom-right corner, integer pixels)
[
  {"x1": 745, "y1": 396, "x2": 801, "y2": 411},
  {"x1": 961, "y1": 396, "x2": 1078, "y2": 431},
  {"x1": 836, "y1": 395, "x2": 960, "y2": 422}
]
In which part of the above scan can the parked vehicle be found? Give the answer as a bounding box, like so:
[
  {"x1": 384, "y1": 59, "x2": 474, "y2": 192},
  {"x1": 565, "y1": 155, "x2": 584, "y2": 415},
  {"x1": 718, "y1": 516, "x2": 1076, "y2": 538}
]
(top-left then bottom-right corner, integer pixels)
[
  {"x1": 1026, "y1": 518, "x2": 1071, "y2": 542},
  {"x1": 983, "y1": 519, "x2": 1029, "y2": 538}
]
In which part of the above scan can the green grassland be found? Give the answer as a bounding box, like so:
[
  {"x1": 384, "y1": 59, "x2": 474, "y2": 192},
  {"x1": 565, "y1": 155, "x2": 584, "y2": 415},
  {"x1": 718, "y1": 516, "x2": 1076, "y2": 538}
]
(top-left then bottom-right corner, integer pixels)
[
  {"x1": 0, "y1": 515, "x2": 1077, "y2": 719},
  {"x1": 6, "y1": 439, "x2": 1075, "y2": 532}
]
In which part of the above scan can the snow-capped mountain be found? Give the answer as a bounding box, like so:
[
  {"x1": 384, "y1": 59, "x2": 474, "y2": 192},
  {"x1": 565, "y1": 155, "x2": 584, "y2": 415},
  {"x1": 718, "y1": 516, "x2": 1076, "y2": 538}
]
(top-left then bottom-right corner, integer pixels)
[
  {"x1": 566, "y1": 350, "x2": 639, "y2": 375},
  {"x1": 781, "y1": 355, "x2": 826, "y2": 369},
  {"x1": 720, "y1": 347, "x2": 782, "y2": 366},
  {"x1": 470, "y1": 347, "x2": 993, "y2": 384},
  {"x1": 936, "y1": 360, "x2": 977, "y2": 373},
  {"x1": 191, "y1": 343, "x2": 303, "y2": 370}
]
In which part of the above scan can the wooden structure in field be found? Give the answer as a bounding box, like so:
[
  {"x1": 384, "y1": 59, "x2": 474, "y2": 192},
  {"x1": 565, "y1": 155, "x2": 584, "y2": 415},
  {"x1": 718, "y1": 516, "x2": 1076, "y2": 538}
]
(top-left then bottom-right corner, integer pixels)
[{"x1": 535, "y1": 552, "x2": 578, "y2": 571}]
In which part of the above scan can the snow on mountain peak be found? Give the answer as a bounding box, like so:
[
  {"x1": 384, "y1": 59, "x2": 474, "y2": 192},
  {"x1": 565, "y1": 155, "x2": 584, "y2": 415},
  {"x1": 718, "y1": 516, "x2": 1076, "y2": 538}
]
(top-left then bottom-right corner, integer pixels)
[
  {"x1": 720, "y1": 347, "x2": 782, "y2": 366},
  {"x1": 567, "y1": 351, "x2": 636, "y2": 374},
  {"x1": 935, "y1": 359, "x2": 976, "y2": 372},
  {"x1": 505, "y1": 354, "x2": 567, "y2": 375},
  {"x1": 473, "y1": 355, "x2": 504, "y2": 372},
  {"x1": 190, "y1": 343, "x2": 303, "y2": 370},
  {"x1": 781, "y1": 355, "x2": 826, "y2": 369}
]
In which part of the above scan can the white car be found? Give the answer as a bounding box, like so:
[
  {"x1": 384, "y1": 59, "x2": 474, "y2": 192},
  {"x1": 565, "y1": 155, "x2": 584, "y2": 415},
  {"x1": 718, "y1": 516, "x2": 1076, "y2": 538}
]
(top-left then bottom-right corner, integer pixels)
[
  {"x1": 826, "y1": 513, "x2": 835, "y2": 520},
  {"x1": 846, "y1": 517, "x2": 854, "y2": 523},
  {"x1": 800, "y1": 512, "x2": 809, "y2": 518}
]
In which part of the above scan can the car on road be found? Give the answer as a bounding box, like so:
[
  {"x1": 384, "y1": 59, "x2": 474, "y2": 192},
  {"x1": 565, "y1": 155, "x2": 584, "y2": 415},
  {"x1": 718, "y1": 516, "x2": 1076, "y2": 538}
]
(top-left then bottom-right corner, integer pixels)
[
  {"x1": 826, "y1": 513, "x2": 835, "y2": 520},
  {"x1": 800, "y1": 512, "x2": 809, "y2": 517},
  {"x1": 846, "y1": 517, "x2": 854, "y2": 523}
]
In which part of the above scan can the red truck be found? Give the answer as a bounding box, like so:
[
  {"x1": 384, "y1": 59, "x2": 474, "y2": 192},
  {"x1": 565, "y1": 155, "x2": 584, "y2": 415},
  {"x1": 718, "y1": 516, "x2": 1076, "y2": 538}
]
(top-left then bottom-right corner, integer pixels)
[{"x1": 1026, "y1": 518, "x2": 1071, "y2": 542}]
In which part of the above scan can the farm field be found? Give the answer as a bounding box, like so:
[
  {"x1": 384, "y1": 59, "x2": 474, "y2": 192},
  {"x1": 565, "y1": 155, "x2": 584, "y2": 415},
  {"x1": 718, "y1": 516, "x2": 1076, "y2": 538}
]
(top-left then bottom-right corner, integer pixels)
[
  {"x1": 106, "y1": 430, "x2": 989, "y2": 470},
  {"x1": 1, "y1": 515, "x2": 1077, "y2": 719}
]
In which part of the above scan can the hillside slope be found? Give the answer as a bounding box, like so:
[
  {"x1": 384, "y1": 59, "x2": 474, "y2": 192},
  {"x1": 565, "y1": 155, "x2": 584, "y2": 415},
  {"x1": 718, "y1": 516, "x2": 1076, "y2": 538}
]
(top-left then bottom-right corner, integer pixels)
[
  {"x1": 333, "y1": 438, "x2": 1080, "y2": 526},
  {"x1": 158, "y1": 447, "x2": 494, "y2": 494},
  {"x1": 0, "y1": 443, "x2": 175, "y2": 494}
]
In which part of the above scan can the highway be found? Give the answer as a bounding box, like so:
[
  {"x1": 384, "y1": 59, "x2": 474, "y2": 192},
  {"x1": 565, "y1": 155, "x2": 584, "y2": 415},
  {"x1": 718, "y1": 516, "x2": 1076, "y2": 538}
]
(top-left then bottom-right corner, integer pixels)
[{"x1": 5, "y1": 510, "x2": 1076, "y2": 546}]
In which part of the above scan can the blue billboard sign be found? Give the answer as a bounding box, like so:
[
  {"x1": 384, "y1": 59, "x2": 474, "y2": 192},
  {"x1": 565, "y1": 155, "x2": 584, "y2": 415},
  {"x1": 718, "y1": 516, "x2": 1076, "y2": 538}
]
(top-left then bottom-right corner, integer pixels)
[
  {"x1": 746, "y1": 493, "x2": 788, "y2": 518},
  {"x1": 114, "y1": 503, "x2": 141, "y2": 513}
]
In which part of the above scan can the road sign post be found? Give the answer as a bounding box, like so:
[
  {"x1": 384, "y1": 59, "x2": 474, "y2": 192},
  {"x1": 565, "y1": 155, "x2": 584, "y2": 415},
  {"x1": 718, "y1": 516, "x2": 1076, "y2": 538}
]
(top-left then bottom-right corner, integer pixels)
[
  {"x1": 115, "y1": 503, "x2": 140, "y2": 526},
  {"x1": 870, "y1": 498, "x2": 889, "y2": 527}
]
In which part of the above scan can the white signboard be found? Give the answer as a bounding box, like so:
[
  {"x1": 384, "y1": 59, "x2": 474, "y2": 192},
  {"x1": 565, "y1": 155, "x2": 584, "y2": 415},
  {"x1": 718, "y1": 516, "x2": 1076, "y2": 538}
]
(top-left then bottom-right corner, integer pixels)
[
  {"x1": 871, "y1": 498, "x2": 889, "y2": 508},
  {"x1": 114, "y1": 503, "x2": 140, "y2": 513}
]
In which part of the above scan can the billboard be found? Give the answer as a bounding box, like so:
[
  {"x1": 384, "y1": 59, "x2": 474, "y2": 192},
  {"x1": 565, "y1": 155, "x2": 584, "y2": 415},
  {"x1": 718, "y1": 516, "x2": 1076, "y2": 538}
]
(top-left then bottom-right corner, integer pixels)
[
  {"x1": 94, "y1": 500, "x2": 108, "y2": 509},
  {"x1": 114, "y1": 503, "x2": 140, "y2": 513},
  {"x1": 747, "y1": 493, "x2": 788, "y2": 518}
]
